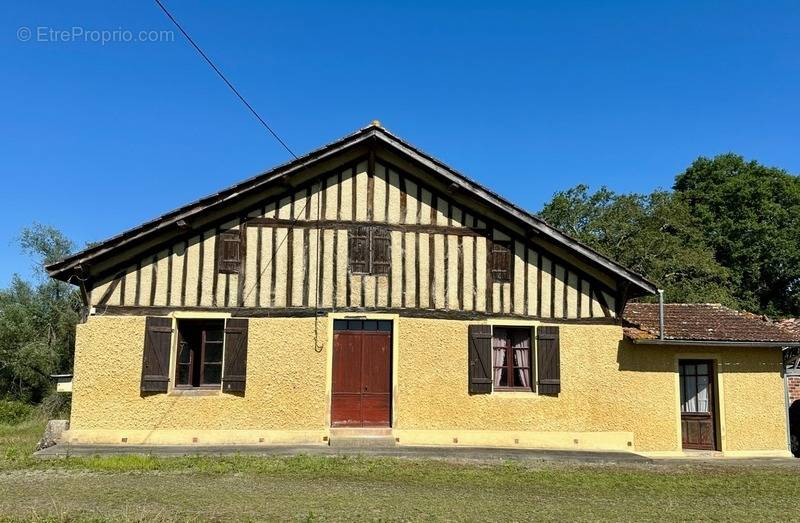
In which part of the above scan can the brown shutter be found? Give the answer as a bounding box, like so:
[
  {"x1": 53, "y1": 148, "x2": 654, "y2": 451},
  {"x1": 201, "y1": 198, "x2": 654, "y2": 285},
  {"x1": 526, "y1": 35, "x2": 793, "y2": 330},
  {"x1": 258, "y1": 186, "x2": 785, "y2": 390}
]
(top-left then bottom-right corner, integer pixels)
[
  {"x1": 371, "y1": 226, "x2": 391, "y2": 275},
  {"x1": 348, "y1": 226, "x2": 369, "y2": 274},
  {"x1": 222, "y1": 318, "x2": 249, "y2": 394},
  {"x1": 141, "y1": 316, "x2": 173, "y2": 393},
  {"x1": 468, "y1": 325, "x2": 492, "y2": 394},
  {"x1": 537, "y1": 326, "x2": 561, "y2": 395},
  {"x1": 218, "y1": 231, "x2": 241, "y2": 274},
  {"x1": 490, "y1": 241, "x2": 512, "y2": 282}
]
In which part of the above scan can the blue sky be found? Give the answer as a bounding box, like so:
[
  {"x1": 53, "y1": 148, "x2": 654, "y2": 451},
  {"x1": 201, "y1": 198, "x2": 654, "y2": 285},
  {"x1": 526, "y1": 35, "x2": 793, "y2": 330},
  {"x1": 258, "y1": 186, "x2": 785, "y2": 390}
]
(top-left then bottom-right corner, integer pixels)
[{"x1": 2, "y1": 1, "x2": 799, "y2": 285}]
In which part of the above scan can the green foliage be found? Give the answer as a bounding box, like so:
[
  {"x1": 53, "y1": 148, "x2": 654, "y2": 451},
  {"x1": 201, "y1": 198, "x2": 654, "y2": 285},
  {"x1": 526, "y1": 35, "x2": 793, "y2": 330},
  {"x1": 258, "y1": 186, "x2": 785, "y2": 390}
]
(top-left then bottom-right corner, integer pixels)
[
  {"x1": 0, "y1": 399, "x2": 34, "y2": 425},
  {"x1": 674, "y1": 154, "x2": 800, "y2": 316},
  {"x1": 18, "y1": 223, "x2": 75, "y2": 275},
  {"x1": 0, "y1": 418, "x2": 44, "y2": 465},
  {"x1": 37, "y1": 390, "x2": 71, "y2": 420},
  {"x1": 0, "y1": 223, "x2": 81, "y2": 403},
  {"x1": 541, "y1": 154, "x2": 800, "y2": 317},
  {"x1": 540, "y1": 184, "x2": 737, "y2": 307}
]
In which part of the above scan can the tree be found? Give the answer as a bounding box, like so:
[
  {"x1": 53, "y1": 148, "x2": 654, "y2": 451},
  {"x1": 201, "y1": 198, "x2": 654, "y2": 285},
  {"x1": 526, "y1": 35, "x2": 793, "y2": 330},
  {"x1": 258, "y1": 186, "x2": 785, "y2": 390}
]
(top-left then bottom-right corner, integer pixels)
[
  {"x1": 675, "y1": 154, "x2": 800, "y2": 316},
  {"x1": 0, "y1": 224, "x2": 80, "y2": 403},
  {"x1": 540, "y1": 185, "x2": 737, "y2": 306}
]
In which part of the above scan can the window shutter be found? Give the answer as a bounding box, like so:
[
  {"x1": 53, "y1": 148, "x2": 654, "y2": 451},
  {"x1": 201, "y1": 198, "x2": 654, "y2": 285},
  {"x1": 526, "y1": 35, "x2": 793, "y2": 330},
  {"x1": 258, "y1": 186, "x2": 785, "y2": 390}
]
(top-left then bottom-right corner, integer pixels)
[
  {"x1": 371, "y1": 227, "x2": 391, "y2": 275},
  {"x1": 218, "y1": 231, "x2": 241, "y2": 274},
  {"x1": 537, "y1": 326, "x2": 561, "y2": 395},
  {"x1": 348, "y1": 226, "x2": 370, "y2": 274},
  {"x1": 468, "y1": 325, "x2": 492, "y2": 394},
  {"x1": 222, "y1": 318, "x2": 249, "y2": 394},
  {"x1": 490, "y1": 241, "x2": 512, "y2": 282},
  {"x1": 141, "y1": 317, "x2": 173, "y2": 393}
]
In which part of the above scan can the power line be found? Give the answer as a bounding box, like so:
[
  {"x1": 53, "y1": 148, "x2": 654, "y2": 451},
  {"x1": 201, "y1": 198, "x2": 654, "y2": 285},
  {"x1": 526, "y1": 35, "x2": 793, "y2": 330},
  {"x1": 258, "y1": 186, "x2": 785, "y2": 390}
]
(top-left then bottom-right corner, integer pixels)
[
  {"x1": 153, "y1": 0, "x2": 299, "y2": 160},
  {"x1": 153, "y1": 1, "x2": 326, "y2": 350}
]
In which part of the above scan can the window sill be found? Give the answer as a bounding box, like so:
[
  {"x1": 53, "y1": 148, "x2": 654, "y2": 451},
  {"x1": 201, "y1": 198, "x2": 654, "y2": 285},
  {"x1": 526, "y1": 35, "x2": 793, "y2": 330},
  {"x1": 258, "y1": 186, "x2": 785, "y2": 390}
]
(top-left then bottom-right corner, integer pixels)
[
  {"x1": 169, "y1": 387, "x2": 221, "y2": 397},
  {"x1": 491, "y1": 390, "x2": 539, "y2": 398}
]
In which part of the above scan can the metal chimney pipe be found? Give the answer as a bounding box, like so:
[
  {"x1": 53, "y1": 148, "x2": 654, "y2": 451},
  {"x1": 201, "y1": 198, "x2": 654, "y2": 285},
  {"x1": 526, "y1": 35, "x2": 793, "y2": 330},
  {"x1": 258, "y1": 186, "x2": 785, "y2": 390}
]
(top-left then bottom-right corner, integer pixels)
[{"x1": 657, "y1": 289, "x2": 665, "y2": 340}]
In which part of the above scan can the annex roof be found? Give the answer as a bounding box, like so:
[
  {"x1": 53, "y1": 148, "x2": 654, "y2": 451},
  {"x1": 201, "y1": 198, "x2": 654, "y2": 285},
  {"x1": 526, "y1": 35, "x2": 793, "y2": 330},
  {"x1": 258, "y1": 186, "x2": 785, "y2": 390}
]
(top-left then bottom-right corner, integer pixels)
[{"x1": 623, "y1": 303, "x2": 800, "y2": 346}]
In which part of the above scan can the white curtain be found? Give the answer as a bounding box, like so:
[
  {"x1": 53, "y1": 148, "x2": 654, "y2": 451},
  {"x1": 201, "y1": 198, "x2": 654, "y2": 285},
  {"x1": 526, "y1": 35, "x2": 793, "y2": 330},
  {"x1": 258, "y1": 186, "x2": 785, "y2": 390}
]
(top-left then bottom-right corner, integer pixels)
[
  {"x1": 696, "y1": 376, "x2": 709, "y2": 412},
  {"x1": 514, "y1": 349, "x2": 530, "y2": 388},
  {"x1": 682, "y1": 376, "x2": 698, "y2": 412},
  {"x1": 493, "y1": 347, "x2": 505, "y2": 386},
  {"x1": 681, "y1": 374, "x2": 710, "y2": 413}
]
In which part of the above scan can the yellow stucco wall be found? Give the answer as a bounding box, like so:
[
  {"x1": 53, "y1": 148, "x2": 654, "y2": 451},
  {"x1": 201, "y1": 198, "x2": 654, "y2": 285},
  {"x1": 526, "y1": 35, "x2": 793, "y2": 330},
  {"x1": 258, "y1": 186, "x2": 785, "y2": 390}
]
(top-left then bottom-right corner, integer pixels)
[
  {"x1": 394, "y1": 320, "x2": 787, "y2": 454},
  {"x1": 66, "y1": 314, "x2": 788, "y2": 455},
  {"x1": 70, "y1": 315, "x2": 329, "y2": 445},
  {"x1": 395, "y1": 320, "x2": 676, "y2": 451}
]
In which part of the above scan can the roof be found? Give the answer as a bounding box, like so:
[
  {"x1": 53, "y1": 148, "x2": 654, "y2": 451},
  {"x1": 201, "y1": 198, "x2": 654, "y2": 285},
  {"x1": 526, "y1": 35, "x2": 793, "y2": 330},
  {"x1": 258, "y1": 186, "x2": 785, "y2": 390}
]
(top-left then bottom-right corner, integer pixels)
[
  {"x1": 778, "y1": 318, "x2": 800, "y2": 336},
  {"x1": 45, "y1": 123, "x2": 657, "y2": 295},
  {"x1": 622, "y1": 303, "x2": 800, "y2": 344}
]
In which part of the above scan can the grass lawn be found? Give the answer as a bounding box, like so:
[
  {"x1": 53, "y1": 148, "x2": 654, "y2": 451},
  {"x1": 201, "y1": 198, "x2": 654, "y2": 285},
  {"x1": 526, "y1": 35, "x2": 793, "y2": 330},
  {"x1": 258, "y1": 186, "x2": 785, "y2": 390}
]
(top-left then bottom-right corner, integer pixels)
[{"x1": 0, "y1": 422, "x2": 797, "y2": 521}]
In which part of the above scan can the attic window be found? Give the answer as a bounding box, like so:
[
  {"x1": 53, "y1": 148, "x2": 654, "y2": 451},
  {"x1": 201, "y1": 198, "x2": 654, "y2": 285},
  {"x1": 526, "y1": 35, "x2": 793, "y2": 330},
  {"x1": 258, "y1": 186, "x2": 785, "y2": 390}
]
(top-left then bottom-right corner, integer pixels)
[
  {"x1": 218, "y1": 231, "x2": 242, "y2": 274},
  {"x1": 348, "y1": 226, "x2": 391, "y2": 275},
  {"x1": 490, "y1": 241, "x2": 512, "y2": 282}
]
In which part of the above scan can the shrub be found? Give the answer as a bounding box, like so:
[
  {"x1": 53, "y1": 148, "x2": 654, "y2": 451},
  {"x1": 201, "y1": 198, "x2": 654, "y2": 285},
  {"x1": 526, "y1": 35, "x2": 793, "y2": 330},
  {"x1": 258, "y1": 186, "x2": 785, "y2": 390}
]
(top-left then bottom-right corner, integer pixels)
[
  {"x1": 0, "y1": 400, "x2": 35, "y2": 425},
  {"x1": 38, "y1": 391, "x2": 71, "y2": 420}
]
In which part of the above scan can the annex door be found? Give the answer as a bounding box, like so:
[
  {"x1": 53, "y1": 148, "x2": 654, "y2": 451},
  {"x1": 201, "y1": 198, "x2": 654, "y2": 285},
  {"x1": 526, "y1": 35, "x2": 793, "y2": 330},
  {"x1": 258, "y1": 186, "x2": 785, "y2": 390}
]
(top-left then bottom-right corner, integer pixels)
[
  {"x1": 679, "y1": 360, "x2": 717, "y2": 450},
  {"x1": 331, "y1": 320, "x2": 392, "y2": 427}
]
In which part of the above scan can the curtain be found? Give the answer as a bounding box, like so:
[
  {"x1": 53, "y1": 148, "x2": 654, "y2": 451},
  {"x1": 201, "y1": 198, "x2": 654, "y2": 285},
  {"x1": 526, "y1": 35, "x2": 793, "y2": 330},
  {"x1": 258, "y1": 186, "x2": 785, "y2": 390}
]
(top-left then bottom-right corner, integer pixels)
[
  {"x1": 512, "y1": 330, "x2": 531, "y2": 388},
  {"x1": 493, "y1": 346, "x2": 505, "y2": 386},
  {"x1": 696, "y1": 376, "x2": 709, "y2": 412},
  {"x1": 682, "y1": 376, "x2": 698, "y2": 412},
  {"x1": 514, "y1": 349, "x2": 530, "y2": 388},
  {"x1": 680, "y1": 365, "x2": 711, "y2": 413}
]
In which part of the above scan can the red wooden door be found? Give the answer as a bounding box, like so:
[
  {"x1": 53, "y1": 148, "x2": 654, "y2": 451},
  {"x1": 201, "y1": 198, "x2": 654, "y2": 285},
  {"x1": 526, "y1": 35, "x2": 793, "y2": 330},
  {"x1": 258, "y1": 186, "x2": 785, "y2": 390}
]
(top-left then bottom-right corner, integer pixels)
[
  {"x1": 679, "y1": 360, "x2": 717, "y2": 450},
  {"x1": 331, "y1": 329, "x2": 391, "y2": 427}
]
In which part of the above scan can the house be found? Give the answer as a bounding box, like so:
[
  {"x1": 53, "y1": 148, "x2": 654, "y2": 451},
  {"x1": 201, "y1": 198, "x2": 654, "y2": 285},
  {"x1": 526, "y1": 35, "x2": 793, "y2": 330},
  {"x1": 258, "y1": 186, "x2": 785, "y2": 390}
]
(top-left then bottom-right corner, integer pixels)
[
  {"x1": 623, "y1": 303, "x2": 799, "y2": 453},
  {"x1": 46, "y1": 123, "x2": 798, "y2": 456}
]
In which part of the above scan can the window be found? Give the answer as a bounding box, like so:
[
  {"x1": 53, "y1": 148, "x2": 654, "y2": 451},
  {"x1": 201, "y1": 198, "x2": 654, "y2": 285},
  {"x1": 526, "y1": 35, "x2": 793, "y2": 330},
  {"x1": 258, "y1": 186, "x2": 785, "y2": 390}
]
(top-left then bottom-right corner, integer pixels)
[
  {"x1": 348, "y1": 226, "x2": 391, "y2": 275},
  {"x1": 680, "y1": 362, "x2": 711, "y2": 413},
  {"x1": 492, "y1": 327, "x2": 532, "y2": 390},
  {"x1": 333, "y1": 319, "x2": 392, "y2": 331},
  {"x1": 490, "y1": 241, "x2": 512, "y2": 282},
  {"x1": 175, "y1": 319, "x2": 224, "y2": 388},
  {"x1": 218, "y1": 231, "x2": 241, "y2": 274}
]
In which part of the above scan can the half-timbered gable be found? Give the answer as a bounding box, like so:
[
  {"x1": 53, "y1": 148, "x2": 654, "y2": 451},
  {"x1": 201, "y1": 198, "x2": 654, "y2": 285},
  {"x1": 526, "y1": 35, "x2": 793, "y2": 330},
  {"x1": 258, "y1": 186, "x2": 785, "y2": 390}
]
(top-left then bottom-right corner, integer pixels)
[{"x1": 85, "y1": 151, "x2": 630, "y2": 320}]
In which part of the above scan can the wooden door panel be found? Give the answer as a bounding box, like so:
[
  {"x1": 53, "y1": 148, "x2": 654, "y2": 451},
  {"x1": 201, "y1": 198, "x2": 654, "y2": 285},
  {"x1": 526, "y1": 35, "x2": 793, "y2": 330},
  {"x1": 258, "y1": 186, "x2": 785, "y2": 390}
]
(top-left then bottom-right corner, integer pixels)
[
  {"x1": 332, "y1": 332, "x2": 363, "y2": 426},
  {"x1": 361, "y1": 394, "x2": 391, "y2": 427},
  {"x1": 362, "y1": 333, "x2": 391, "y2": 394},
  {"x1": 332, "y1": 333, "x2": 361, "y2": 393},
  {"x1": 331, "y1": 393, "x2": 362, "y2": 427},
  {"x1": 682, "y1": 415, "x2": 714, "y2": 449},
  {"x1": 699, "y1": 419, "x2": 714, "y2": 447},
  {"x1": 331, "y1": 329, "x2": 391, "y2": 427}
]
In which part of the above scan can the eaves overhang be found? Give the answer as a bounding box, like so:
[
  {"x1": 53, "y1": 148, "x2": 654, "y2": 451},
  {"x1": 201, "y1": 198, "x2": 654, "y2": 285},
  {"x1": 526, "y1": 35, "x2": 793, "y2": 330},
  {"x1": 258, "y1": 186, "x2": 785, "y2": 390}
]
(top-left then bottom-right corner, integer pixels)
[{"x1": 630, "y1": 338, "x2": 800, "y2": 348}]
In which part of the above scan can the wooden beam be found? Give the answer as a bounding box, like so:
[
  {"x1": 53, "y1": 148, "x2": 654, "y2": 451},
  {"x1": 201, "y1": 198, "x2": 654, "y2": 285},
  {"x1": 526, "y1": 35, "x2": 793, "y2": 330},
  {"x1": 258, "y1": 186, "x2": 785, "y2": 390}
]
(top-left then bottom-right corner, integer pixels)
[
  {"x1": 248, "y1": 218, "x2": 486, "y2": 237},
  {"x1": 97, "y1": 305, "x2": 621, "y2": 324}
]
